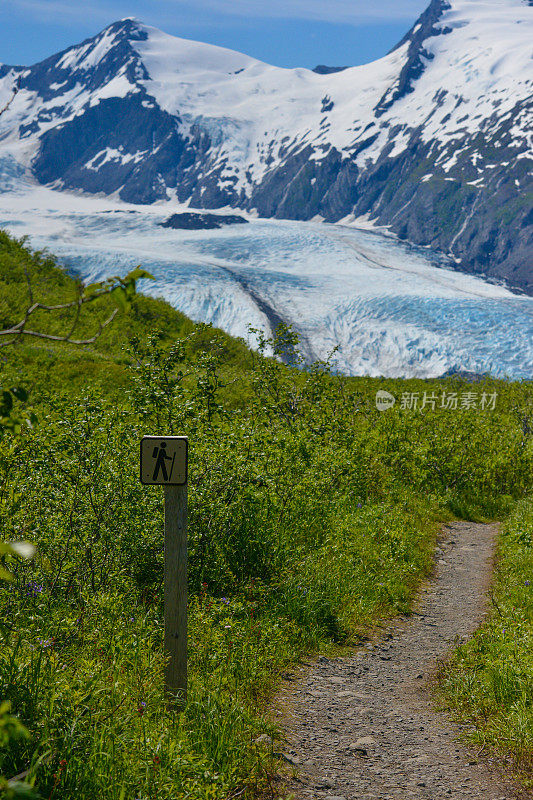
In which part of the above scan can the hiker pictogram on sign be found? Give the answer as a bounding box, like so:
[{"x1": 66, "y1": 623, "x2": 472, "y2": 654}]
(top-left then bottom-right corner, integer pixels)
[
  {"x1": 140, "y1": 436, "x2": 188, "y2": 485},
  {"x1": 152, "y1": 441, "x2": 174, "y2": 482}
]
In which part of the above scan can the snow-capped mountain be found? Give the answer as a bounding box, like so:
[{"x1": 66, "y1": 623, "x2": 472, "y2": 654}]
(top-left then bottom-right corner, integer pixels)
[{"x1": 0, "y1": 0, "x2": 531, "y2": 292}]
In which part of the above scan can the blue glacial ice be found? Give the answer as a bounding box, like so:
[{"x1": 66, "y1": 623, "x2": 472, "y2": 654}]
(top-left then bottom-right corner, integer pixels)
[{"x1": 0, "y1": 181, "x2": 531, "y2": 379}]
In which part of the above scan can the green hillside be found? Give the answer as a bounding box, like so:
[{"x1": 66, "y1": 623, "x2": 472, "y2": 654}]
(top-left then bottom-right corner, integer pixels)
[
  {"x1": 0, "y1": 230, "x2": 254, "y2": 400},
  {"x1": 1, "y1": 230, "x2": 532, "y2": 798}
]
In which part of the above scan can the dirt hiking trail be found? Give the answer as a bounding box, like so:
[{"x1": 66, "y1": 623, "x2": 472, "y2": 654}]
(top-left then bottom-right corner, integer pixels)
[{"x1": 275, "y1": 522, "x2": 531, "y2": 800}]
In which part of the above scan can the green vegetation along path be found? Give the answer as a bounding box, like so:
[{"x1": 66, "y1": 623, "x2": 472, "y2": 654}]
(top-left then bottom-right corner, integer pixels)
[{"x1": 277, "y1": 522, "x2": 530, "y2": 799}]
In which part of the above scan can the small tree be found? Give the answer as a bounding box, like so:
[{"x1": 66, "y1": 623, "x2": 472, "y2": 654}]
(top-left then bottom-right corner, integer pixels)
[{"x1": 0, "y1": 267, "x2": 153, "y2": 348}]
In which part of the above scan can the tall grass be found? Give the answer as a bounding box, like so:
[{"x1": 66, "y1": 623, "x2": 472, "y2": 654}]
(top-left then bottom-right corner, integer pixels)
[
  {"x1": 438, "y1": 500, "x2": 533, "y2": 786},
  {"x1": 1, "y1": 230, "x2": 532, "y2": 797}
]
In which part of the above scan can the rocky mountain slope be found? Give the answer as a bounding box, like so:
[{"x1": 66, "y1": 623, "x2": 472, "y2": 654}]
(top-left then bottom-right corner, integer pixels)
[{"x1": 0, "y1": 0, "x2": 531, "y2": 292}]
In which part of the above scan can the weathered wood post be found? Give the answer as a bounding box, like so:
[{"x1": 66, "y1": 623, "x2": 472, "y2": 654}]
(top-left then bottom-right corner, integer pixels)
[
  {"x1": 164, "y1": 482, "x2": 188, "y2": 704},
  {"x1": 140, "y1": 435, "x2": 188, "y2": 706}
]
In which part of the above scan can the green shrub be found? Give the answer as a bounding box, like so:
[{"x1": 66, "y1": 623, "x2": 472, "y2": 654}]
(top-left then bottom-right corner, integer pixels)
[
  {"x1": 438, "y1": 500, "x2": 533, "y2": 785},
  {"x1": 1, "y1": 230, "x2": 532, "y2": 797}
]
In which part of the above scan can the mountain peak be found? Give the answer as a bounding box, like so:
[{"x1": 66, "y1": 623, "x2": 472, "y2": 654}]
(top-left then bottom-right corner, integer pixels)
[
  {"x1": 377, "y1": 0, "x2": 451, "y2": 114},
  {"x1": 0, "y1": 0, "x2": 530, "y2": 293},
  {"x1": 11, "y1": 16, "x2": 151, "y2": 106},
  {"x1": 103, "y1": 17, "x2": 148, "y2": 38}
]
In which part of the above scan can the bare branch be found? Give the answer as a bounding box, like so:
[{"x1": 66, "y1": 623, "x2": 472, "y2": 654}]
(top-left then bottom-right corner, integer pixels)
[
  {"x1": 65, "y1": 295, "x2": 83, "y2": 342},
  {"x1": 0, "y1": 287, "x2": 127, "y2": 339},
  {"x1": 0, "y1": 265, "x2": 153, "y2": 348},
  {"x1": 0, "y1": 308, "x2": 119, "y2": 347},
  {"x1": 1, "y1": 282, "x2": 118, "y2": 343}
]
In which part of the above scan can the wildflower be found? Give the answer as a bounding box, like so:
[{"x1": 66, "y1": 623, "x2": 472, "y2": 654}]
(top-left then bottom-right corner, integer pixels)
[
  {"x1": 25, "y1": 581, "x2": 43, "y2": 597},
  {"x1": 153, "y1": 755, "x2": 161, "y2": 766},
  {"x1": 357, "y1": 502, "x2": 363, "y2": 509},
  {"x1": 525, "y1": 581, "x2": 530, "y2": 586},
  {"x1": 52, "y1": 758, "x2": 67, "y2": 783},
  {"x1": 220, "y1": 597, "x2": 230, "y2": 605},
  {"x1": 138, "y1": 701, "x2": 146, "y2": 716}
]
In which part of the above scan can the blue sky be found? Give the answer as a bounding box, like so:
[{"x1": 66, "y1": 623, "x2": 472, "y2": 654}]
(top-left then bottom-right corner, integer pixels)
[{"x1": 2, "y1": 0, "x2": 428, "y2": 68}]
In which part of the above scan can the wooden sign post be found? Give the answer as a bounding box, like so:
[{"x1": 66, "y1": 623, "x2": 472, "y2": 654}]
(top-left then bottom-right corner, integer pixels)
[{"x1": 140, "y1": 436, "x2": 188, "y2": 706}]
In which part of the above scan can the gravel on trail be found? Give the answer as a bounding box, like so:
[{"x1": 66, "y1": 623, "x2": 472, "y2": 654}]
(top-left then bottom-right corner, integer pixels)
[{"x1": 273, "y1": 522, "x2": 531, "y2": 800}]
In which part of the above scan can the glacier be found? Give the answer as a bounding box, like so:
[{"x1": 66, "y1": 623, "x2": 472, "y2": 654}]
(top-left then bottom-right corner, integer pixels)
[{"x1": 0, "y1": 174, "x2": 531, "y2": 379}]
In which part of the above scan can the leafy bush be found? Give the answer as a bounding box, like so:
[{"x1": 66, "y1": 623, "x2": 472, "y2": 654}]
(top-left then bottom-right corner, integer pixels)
[
  {"x1": 0, "y1": 230, "x2": 532, "y2": 797},
  {"x1": 438, "y1": 500, "x2": 533, "y2": 786}
]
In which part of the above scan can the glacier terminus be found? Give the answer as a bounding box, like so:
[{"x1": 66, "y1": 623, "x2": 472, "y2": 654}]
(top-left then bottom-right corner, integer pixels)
[{"x1": 0, "y1": 0, "x2": 531, "y2": 377}]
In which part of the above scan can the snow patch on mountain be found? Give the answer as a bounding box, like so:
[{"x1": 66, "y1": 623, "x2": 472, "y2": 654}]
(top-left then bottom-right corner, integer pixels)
[
  {"x1": 129, "y1": 23, "x2": 411, "y2": 190},
  {"x1": 0, "y1": 0, "x2": 530, "y2": 293}
]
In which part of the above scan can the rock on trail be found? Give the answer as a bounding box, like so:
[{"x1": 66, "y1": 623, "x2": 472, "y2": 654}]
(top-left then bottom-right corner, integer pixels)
[{"x1": 275, "y1": 522, "x2": 530, "y2": 800}]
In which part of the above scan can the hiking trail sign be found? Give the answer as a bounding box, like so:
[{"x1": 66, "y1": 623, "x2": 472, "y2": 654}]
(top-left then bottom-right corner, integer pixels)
[
  {"x1": 140, "y1": 435, "x2": 188, "y2": 707},
  {"x1": 140, "y1": 436, "x2": 188, "y2": 485}
]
